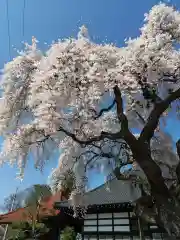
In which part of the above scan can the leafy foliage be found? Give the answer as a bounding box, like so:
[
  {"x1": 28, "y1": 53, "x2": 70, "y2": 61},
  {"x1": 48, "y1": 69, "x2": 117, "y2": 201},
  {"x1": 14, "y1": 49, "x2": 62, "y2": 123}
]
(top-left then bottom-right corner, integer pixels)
[
  {"x1": 8, "y1": 221, "x2": 49, "y2": 239},
  {"x1": 60, "y1": 226, "x2": 76, "y2": 240},
  {"x1": 1, "y1": 184, "x2": 52, "y2": 214},
  {"x1": 25, "y1": 184, "x2": 52, "y2": 206},
  {"x1": 4, "y1": 184, "x2": 52, "y2": 240}
]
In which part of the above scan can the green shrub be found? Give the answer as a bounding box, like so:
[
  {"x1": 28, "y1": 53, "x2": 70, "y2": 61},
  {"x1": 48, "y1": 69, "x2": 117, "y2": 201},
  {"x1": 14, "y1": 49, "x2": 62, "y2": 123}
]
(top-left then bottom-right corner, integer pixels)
[{"x1": 60, "y1": 226, "x2": 76, "y2": 240}]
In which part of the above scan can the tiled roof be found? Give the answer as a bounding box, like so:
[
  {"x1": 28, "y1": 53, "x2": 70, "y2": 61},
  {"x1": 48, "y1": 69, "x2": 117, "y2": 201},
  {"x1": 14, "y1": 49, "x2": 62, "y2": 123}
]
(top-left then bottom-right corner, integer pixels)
[
  {"x1": 0, "y1": 191, "x2": 66, "y2": 224},
  {"x1": 0, "y1": 207, "x2": 30, "y2": 224},
  {"x1": 55, "y1": 178, "x2": 141, "y2": 208}
]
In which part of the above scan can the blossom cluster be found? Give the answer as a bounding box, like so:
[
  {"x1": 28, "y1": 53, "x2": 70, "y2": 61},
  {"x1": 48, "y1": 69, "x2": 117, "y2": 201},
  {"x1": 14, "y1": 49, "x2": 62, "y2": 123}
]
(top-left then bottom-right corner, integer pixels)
[{"x1": 0, "y1": 4, "x2": 179, "y2": 198}]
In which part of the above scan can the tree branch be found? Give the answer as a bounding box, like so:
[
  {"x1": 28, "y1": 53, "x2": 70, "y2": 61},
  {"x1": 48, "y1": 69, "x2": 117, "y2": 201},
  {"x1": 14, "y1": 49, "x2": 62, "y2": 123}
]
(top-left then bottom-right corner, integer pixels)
[
  {"x1": 113, "y1": 85, "x2": 137, "y2": 148},
  {"x1": 135, "y1": 110, "x2": 146, "y2": 125},
  {"x1": 140, "y1": 87, "x2": 180, "y2": 142},
  {"x1": 176, "y1": 139, "x2": 180, "y2": 183},
  {"x1": 59, "y1": 127, "x2": 121, "y2": 145},
  {"x1": 91, "y1": 99, "x2": 116, "y2": 119},
  {"x1": 84, "y1": 151, "x2": 114, "y2": 171},
  {"x1": 177, "y1": 139, "x2": 180, "y2": 159},
  {"x1": 34, "y1": 127, "x2": 121, "y2": 147},
  {"x1": 33, "y1": 86, "x2": 136, "y2": 149},
  {"x1": 114, "y1": 85, "x2": 126, "y2": 126}
]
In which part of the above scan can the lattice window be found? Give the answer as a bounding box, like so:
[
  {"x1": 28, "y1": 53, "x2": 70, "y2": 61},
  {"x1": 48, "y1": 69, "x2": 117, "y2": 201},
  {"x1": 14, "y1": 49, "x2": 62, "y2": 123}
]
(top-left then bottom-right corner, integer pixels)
[
  {"x1": 83, "y1": 226, "x2": 97, "y2": 232},
  {"x1": 83, "y1": 210, "x2": 165, "y2": 238},
  {"x1": 83, "y1": 211, "x2": 131, "y2": 234},
  {"x1": 99, "y1": 213, "x2": 112, "y2": 219},
  {"x1": 84, "y1": 220, "x2": 97, "y2": 226}
]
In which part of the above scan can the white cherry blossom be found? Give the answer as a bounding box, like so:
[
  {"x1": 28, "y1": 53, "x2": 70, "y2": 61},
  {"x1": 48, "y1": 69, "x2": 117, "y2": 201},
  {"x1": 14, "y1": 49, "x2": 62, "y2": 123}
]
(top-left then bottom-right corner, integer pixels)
[{"x1": 0, "y1": 4, "x2": 180, "y2": 231}]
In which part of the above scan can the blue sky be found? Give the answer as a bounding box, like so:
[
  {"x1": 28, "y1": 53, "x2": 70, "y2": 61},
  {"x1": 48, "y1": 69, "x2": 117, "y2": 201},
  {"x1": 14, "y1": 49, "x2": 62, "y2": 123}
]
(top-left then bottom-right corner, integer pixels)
[{"x1": 0, "y1": 0, "x2": 180, "y2": 206}]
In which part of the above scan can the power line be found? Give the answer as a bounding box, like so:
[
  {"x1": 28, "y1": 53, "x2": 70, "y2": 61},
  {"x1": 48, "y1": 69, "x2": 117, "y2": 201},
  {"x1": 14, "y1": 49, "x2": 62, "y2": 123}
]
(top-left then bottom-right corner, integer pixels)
[
  {"x1": 6, "y1": 0, "x2": 26, "y2": 61},
  {"x1": 22, "y1": 0, "x2": 26, "y2": 39},
  {"x1": 5, "y1": 0, "x2": 11, "y2": 60}
]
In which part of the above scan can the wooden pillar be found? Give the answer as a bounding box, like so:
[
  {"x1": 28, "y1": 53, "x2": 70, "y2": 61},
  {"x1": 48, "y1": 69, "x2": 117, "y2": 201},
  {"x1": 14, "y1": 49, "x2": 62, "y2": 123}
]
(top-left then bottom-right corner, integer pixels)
[{"x1": 138, "y1": 217, "x2": 145, "y2": 240}]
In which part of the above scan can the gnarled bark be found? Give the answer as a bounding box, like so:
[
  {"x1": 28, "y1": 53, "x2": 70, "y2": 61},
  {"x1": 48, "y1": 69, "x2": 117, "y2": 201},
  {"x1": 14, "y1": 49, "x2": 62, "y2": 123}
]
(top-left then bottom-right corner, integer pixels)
[
  {"x1": 132, "y1": 140, "x2": 180, "y2": 237},
  {"x1": 113, "y1": 85, "x2": 180, "y2": 237}
]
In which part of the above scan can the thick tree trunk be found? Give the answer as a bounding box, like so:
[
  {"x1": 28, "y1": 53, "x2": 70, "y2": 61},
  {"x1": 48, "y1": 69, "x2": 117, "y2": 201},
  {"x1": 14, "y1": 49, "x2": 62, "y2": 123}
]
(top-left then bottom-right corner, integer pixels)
[
  {"x1": 132, "y1": 140, "x2": 180, "y2": 237},
  {"x1": 130, "y1": 140, "x2": 170, "y2": 197},
  {"x1": 113, "y1": 85, "x2": 180, "y2": 236}
]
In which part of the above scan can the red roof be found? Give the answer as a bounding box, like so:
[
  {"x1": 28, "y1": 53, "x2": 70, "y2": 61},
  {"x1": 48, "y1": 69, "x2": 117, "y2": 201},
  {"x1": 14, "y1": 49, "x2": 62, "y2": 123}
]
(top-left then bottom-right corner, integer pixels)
[{"x1": 0, "y1": 191, "x2": 67, "y2": 224}]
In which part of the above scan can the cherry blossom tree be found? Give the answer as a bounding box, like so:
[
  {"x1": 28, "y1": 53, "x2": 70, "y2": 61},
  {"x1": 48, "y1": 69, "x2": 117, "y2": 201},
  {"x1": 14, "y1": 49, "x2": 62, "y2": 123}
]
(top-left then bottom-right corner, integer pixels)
[{"x1": 1, "y1": 2, "x2": 180, "y2": 236}]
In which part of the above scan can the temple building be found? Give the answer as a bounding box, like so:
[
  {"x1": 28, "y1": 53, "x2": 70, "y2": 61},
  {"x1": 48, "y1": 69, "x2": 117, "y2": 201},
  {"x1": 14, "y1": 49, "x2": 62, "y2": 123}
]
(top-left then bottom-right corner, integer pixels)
[
  {"x1": 0, "y1": 179, "x2": 169, "y2": 239},
  {"x1": 54, "y1": 178, "x2": 168, "y2": 240}
]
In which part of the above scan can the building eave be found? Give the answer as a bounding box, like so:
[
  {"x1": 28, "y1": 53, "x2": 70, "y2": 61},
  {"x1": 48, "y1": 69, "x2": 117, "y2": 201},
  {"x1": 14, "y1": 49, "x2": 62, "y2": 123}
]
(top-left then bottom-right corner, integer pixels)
[{"x1": 54, "y1": 178, "x2": 141, "y2": 210}]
